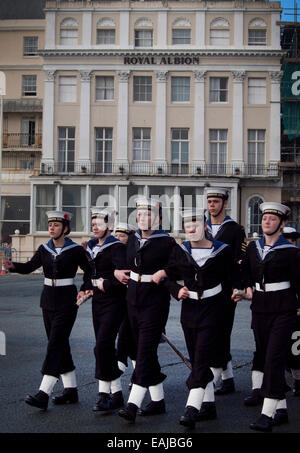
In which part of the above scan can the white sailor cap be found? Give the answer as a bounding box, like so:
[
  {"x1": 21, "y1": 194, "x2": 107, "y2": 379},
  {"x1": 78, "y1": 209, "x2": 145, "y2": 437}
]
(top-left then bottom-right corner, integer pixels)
[
  {"x1": 206, "y1": 187, "x2": 229, "y2": 200},
  {"x1": 259, "y1": 202, "x2": 291, "y2": 219},
  {"x1": 136, "y1": 197, "x2": 161, "y2": 212},
  {"x1": 46, "y1": 210, "x2": 72, "y2": 222},
  {"x1": 282, "y1": 226, "x2": 300, "y2": 238},
  {"x1": 181, "y1": 209, "x2": 205, "y2": 223},
  {"x1": 114, "y1": 222, "x2": 134, "y2": 235},
  {"x1": 91, "y1": 207, "x2": 115, "y2": 222}
]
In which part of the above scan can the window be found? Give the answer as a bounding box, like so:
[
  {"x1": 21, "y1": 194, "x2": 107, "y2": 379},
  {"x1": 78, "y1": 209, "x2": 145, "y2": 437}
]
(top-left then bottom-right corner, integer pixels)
[
  {"x1": 133, "y1": 76, "x2": 152, "y2": 102},
  {"x1": 96, "y1": 18, "x2": 116, "y2": 44},
  {"x1": 248, "y1": 196, "x2": 263, "y2": 237},
  {"x1": 60, "y1": 18, "x2": 78, "y2": 46},
  {"x1": 23, "y1": 36, "x2": 38, "y2": 56},
  {"x1": 135, "y1": 30, "x2": 153, "y2": 47},
  {"x1": 171, "y1": 128, "x2": 189, "y2": 174},
  {"x1": 95, "y1": 76, "x2": 114, "y2": 101},
  {"x1": 59, "y1": 76, "x2": 77, "y2": 103},
  {"x1": 62, "y1": 185, "x2": 86, "y2": 232},
  {"x1": 118, "y1": 185, "x2": 144, "y2": 227},
  {"x1": 248, "y1": 18, "x2": 267, "y2": 45},
  {"x1": 35, "y1": 185, "x2": 56, "y2": 231},
  {"x1": 22, "y1": 75, "x2": 37, "y2": 96},
  {"x1": 149, "y1": 186, "x2": 175, "y2": 233},
  {"x1": 1, "y1": 196, "x2": 30, "y2": 243},
  {"x1": 95, "y1": 127, "x2": 113, "y2": 173},
  {"x1": 171, "y1": 77, "x2": 190, "y2": 102},
  {"x1": 97, "y1": 29, "x2": 115, "y2": 44},
  {"x1": 210, "y1": 18, "x2": 230, "y2": 45},
  {"x1": 172, "y1": 29, "x2": 191, "y2": 45},
  {"x1": 209, "y1": 129, "x2": 227, "y2": 174},
  {"x1": 248, "y1": 78, "x2": 266, "y2": 104},
  {"x1": 210, "y1": 77, "x2": 228, "y2": 102},
  {"x1": 248, "y1": 129, "x2": 265, "y2": 175},
  {"x1": 58, "y1": 127, "x2": 75, "y2": 173},
  {"x1": 132, "y1": 128, "x2": 151, "y2": 161},
  {"x1": 21, "y1": 117, "x2": 36, "y2": 146}
]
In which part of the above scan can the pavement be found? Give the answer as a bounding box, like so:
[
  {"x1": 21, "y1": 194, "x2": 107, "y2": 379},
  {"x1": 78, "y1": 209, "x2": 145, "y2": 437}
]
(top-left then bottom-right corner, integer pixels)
[{"x1": 0, "y1": 274, "x2": 299, "y2": 442}]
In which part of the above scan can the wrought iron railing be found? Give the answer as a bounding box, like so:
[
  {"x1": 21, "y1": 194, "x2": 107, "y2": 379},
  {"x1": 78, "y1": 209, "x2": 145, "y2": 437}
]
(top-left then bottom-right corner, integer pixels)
[
  {"x1": 40, "y1": 161, "x2": 279, "y2": 177},
  {"x1": 3, "y1": 133, "x2": 42, "y2": 149},
  {"x1": 2, "y1": 151, "x2": 41, "y2": 171}
]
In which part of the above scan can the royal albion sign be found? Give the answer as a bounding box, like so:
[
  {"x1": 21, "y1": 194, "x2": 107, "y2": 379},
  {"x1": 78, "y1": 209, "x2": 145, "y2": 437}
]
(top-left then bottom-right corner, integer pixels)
[{"x1": 124, "y1": 55, "x2": 200, "y2": 65}]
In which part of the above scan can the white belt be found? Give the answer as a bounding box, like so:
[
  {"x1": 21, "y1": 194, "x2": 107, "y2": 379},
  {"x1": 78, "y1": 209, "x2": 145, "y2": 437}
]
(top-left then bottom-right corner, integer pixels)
[
  {"x1": 130, "y1": 271, "x2": 153, "y2": 283},
  {"x1": 188, "y1": 283, "x2": 222, "y2": 301},
  {"x1": 92, "y1": 279, "x2": 102, "y2": 287},
  {"x1": 255, "y1": 281, "x2": 291, "y2": 292},
  {"x1": 44, "y1": 278, "x2": 74, "y2": 287}
]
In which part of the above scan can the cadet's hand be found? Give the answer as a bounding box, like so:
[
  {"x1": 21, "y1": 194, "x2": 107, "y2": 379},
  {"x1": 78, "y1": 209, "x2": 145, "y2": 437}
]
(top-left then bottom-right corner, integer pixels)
[
  {"x1": 81, "y1": 241, "x2": 88, "y2": 249},
  {"x1": 297, "y1": 308, "x2": 300, "y2": 317},
  {"x1": 245, "y1": 287, "x2": 253, "y2": 300},
  {"x1": 77, "y1": 291, "x2": 85, "y2": 300},
  {"x1": 97, "y1": 278, "x2": 105, "y2": 292},
  {"x1": 114, "y1": 269, "x2": 130, "y2": 285},
  {"x1": 231, "y1": 288, "x2": 246, "y2": 302},
  {"x1": 178, "y1": 286, "x2": 189, "y2": 300},
  {"x1": 151, "y1": 269, "x2": 167, "y2": 285},
  {"x1": 2, "y1": 259, "x2": 15, "y2": 270}
]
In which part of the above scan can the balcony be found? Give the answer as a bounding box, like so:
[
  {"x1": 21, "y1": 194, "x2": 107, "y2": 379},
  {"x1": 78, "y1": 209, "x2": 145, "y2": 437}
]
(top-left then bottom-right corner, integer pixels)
[
  {"x1": 2, "y1": 151, "x2": 41, "y2": 174},
  {"x1": 3, "y1": 133, "x2": 42, "y2": 150},
  {"x1": 40, "y1": 162, "x2": 279, "y2": 178}
]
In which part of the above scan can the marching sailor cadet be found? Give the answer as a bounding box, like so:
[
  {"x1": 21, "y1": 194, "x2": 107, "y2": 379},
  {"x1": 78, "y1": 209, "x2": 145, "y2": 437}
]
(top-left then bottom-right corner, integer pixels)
[
  {"x1": 206, "y1": 187, "x2": 247, "y2": 395},
  {"x1": 281, "y1": 227, "x2": 300, "y2": 397},
  {"x1": 115, "y1": 197, "x2": 178, "y2": 423},
  {"x1": 165, "y1": 209, "x2": 236, "y2": 428},
  {"x1": 234, "y1": 202, "x2": 300, "y2": 432},
  {"x1": 114, "y1": 223, "x2": 137, "y2": 376},
  {"x1": 3, "y1": 211, "x2": 91, "y2": 410},
  {"x1": 77, "y1": 208, "x2": 127, "y2": 412}
]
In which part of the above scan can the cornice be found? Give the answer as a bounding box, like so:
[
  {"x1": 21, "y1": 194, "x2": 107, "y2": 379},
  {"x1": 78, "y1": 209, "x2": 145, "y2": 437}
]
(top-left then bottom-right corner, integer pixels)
[{"x1": 39, "y1": 48, "x2": 285, "y2": 58}]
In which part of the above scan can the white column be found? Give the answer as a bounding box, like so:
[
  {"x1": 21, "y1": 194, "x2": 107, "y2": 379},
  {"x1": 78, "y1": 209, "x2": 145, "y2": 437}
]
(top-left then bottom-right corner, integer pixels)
[
  {"x1": 193, "y1": 70, "x2": 206, "y2": 174},
  {"x1": 195, "y1": 11, "x2": 205, "y2": 47},
  {"x1": 45, "y1": 11, "x2": 56, "y2": 49},
  {"x1": 269, "y1": 71, "x2": 282, "y2": 166},
  {"x1": 234, "y1": 11, "x2": 243, "y2": 48},
  {"x1": 231, "y1": 71, "x2": 246, "y2": 173},
  {"x1": 116, "y1": 71, "x2": 130, "y2": 169},
  {"x1": 78, "y1": 70, "x2": 92, "y2": 171},
  {"x1": 41, "y1": 70, "x2": 55, "y2": 172},
  {"x1": 157, "y1": 12, "x2": 167, "y2": 48},
  {"x1": 173, "y1": 186, "x2": 181, "y2": 234},
  {"x1": 120, "y1": 11, "x2": 130, "y2": 48},
  {"x1": 154, "y1": 71, "x2": 168, "y2": 172},
  {"x1": 82, "y1": 11, "x2": 92, "y2": 47},
  {"x1": 271, "y1": 13, "x2": 281, "y2": 49}
]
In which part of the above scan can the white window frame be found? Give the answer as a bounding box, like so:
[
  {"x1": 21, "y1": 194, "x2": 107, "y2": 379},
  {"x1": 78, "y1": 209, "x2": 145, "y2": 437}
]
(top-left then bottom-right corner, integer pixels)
[
  {"x1": 209, "y1": 77, "x2": 228, "y2": 103},
  {"x1": 248, "y1": 129, "x2": 266, "y2": 175},
  {"x1": 171, "y1": 77, "x2": 190, "y2": 102},
  {"x1": 95, "y1": 127, "x2": 113, "y2": 173},
  {"x1": 58, "y1": 76, "x2": 77, "y2": 103},
  {"x1": 171, "y1": 128, "x2": 189, "y2": 174},
  {"x1": 248, "y1": 78, "x2": 266, "y2": 104},
  {"x1": 95, "y1": 76, "x2": 114, "y2": 101},
  {"x1": 132, "y1": 128, "x2": 151, "y2": 162},
  {"x1": 209, "y1": 129, "x2": 228, "y2": 175},
  {"x1": 133, "y1": 76, "x2": 152, "y2": 102},
  {"x1": 22, "y1": 75, "x2": 37, "y2": 97},
  {"x1": 23, "y1": 36, "x2": 38, "y2": 56}
]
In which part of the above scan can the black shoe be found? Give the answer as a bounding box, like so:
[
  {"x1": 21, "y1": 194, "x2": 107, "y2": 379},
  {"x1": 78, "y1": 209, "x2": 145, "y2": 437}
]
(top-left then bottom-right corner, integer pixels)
[
  {"x1": 93, "y1": 392, "x2": 111, "y2": 412},
  {"x1": 52, "y1": 388, "x2": 78, "y2": 405},
  {"x1": 179, "y1": 406, "x2": 199, "y2": 429},
  {"x1": 196, "y1": 402, "x2": 217, "y2": 421},
  {"x1": 250, "y1": 414, "x2": 273, "y2": 432},
  {"x1": 294, "y1": 379, "x2": 300, "y2": 397},
  {"x1": 25, "y1": 390, "x2": 49, "y2": 410},
  {"x1": 118, "y1": 403, "x2": 138, "y2": 423},
  {"x1": 244, "y1": 388, "x2": 263, "y2": 407},
  {"x1": 273, "y1": 409, "x2": 289, "y2": 426},
  {"x1": 110, "y1": 391, "x2": 124, "y2": 410},
  {"x1": 215, "y1": 378, "x2": 235, "y2": 395},
  {"x1": 138, "y1": 399, "x2": 166, "y2": 416}
]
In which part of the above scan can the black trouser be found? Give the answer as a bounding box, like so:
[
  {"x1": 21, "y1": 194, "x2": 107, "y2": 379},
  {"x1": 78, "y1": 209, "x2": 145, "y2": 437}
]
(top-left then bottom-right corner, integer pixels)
[
  {"x1": 182, "y1": 323, "x2": 216, "y2": 390},
  {"x1": 128, "y1": 301, "x2": 169, "y2": 388},
  {"x1": 117, "y1": 313, "x2": 137, "y2": 367},
  {"x1": 219, "y1": 297, "x2": 236, "y2": 369},
  {"x1": 252, "y1": 311, "x2": 296, "y2": 399},
  {"x1": 41, "y1": 307, "x2": 77, "y2": 378},
  {"x1": 92, "y1": 300, "x2": 125, "y2": 381}
]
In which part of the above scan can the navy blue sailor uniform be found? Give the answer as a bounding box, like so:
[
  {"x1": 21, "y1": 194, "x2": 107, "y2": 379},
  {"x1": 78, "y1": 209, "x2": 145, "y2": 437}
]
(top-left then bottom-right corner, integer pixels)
[
  {"x1": 206, "y1": 215, "x2": 246, "y2": 370},
  {"x1": 85, "y1": 236, "x2": 127, "y2": 382},
  {"x1": 10, "y1": 238, "x2": 91, "y2": 378},
  {"x1": 125, "y1": 229, "x2": 177, "y2": 388},
  {"x1": 165, "y1": 239, "x2": 235, "y2": 390},
  {"x1": 242, "y1": 235, "x2": 300, "y2": 400}
]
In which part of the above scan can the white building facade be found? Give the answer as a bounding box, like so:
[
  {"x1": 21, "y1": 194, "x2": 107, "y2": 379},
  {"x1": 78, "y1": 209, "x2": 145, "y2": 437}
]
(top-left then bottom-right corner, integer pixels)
[{"x1": 23, "y1": 0, "x2": 284, "y2": 250}]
